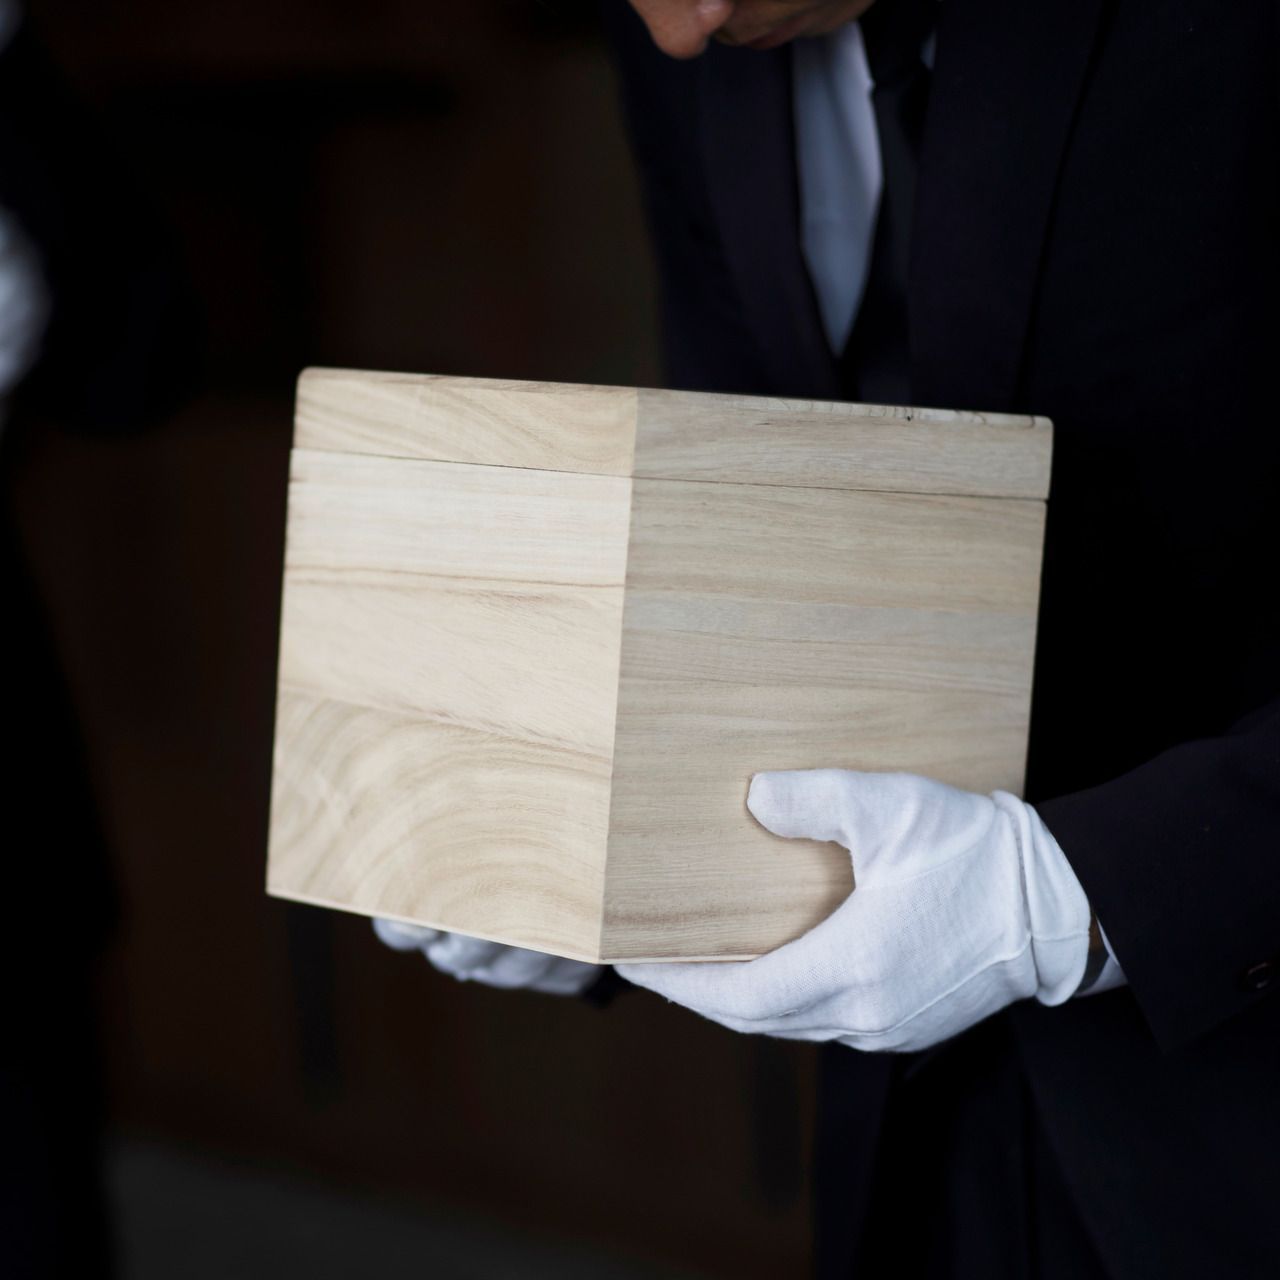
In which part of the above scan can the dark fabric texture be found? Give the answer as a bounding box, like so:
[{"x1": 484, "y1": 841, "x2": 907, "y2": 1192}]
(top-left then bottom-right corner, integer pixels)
[
  {"x1": 600, "y1": 0, "x2": 1280, "y2": 1275},
  {"x1": 847, "y1": 1021, "x2": 1113, "y2": 1280}
]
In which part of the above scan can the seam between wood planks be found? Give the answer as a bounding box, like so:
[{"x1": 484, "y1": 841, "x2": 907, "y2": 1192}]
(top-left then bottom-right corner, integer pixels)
[{"x1": 290, "y1": 445, "x2": 1049, "y2": 504}]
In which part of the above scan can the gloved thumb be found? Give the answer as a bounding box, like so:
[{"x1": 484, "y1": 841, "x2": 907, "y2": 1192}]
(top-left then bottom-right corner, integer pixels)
[
  {"x1": 373, "y1": 917, "x2": 441, "y2": 952},
  {"x1": 747, "y1": 769, "x2": 855, "y2": 850}
]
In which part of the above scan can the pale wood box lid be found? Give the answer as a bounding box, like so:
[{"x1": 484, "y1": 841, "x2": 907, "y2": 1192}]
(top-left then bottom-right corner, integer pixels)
[{"x1": 294, "y1": 367, "x2": 1052, "y2": 497}]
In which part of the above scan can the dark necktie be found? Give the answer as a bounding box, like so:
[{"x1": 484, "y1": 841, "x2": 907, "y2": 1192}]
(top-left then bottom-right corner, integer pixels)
[{"x1": 840, "y1": 0, "x2": 937, "y2": 405}]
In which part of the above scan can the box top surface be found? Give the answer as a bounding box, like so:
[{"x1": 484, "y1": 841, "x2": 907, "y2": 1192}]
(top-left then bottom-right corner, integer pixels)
[{"x1": 295, "y1": 368, "x2": 1052, "y2": 500}]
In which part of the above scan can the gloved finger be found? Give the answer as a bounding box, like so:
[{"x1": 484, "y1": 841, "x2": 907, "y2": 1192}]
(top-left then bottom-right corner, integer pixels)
[
  {"x1": 749, "y1": 768, "x2": 1001, "y2": 886},
  {"x1": 747, "y1": 769, "x2": 858, "y2": 849},
  {"x1": 472, "y1": 945, "x2": 559, "y2": 989},
  {"x1": 373, "y1": 918, "x2": 442, "y2": 952},
  {"x1": 616, "y1": 959, "x2": 825, "y2": 1036},
  {"x1": 426, "y1": 933, "x2": 508, "y2": 977},
  {"x1": 617, "y1": 887, "x2": 876, "y2": 1025},
  {"x1": 532, "y1": 957, "x2": 602, "y2": 996}
]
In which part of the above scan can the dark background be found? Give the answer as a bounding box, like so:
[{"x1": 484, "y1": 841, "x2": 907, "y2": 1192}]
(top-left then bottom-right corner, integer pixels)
[{"x1": 7, "y1": 2, "x2": 816, "y2": 1275}]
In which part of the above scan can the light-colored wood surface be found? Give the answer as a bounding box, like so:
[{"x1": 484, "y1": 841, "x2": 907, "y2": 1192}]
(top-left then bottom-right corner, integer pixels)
[
  {"x1": 601, "y1": 479, "x2": 1044, "y2": 959},
  {"x1": 295, "y1": 368, "x2": 1049, "y2": 497},
  {"x1": 633, "y1": 387, "x2": 1051, "y2": 499},
  {"x1": 295, "y1": 367, "x2": 639, "y2": 476},
  {"x1": 280, "y1": 448, "x2": 630, "y2": 752},
  {"x1": 269, "y1": 689, "x2": 613, "y2": 960},
  {"x1": 269, "y1": 442, "x2": 630, "y2": 960},
  {"x1": 267, "y1": 369, "x2": 1052, "y2": 961}
]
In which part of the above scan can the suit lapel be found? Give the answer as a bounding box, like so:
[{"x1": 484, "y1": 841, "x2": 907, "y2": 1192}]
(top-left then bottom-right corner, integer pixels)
[
  {"x1": 698, "y1": 44, "x2": 842, "y2": 400},
  {"x1": 910, "y1": 0, "x2": 1109, "y2": 413}
]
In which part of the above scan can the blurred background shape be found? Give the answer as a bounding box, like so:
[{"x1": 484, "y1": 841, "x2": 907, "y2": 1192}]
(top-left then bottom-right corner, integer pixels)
[{"x1": 3, "y1": 2, "x2": 813, "y2": 1276}]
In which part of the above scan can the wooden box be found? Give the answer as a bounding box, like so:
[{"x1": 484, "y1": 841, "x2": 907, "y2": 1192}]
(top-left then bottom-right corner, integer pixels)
[{"x1": 267, "y1": 369, "x2": 1051, "y2": 962}]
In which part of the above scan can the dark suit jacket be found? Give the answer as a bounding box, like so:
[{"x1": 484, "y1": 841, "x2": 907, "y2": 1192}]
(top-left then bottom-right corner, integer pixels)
[{"x1": 602, "y1": 2, "x2": 1280, "y2": 1275}]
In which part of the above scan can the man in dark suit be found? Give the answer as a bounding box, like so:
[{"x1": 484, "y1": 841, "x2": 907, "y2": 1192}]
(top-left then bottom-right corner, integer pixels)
[{"x1": 595, "y1": 1, "x2": 1280, "y2": 1276}]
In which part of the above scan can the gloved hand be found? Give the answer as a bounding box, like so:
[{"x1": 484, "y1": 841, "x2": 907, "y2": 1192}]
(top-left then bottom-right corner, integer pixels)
[
  {"x1": 373, "y1": 919, "x2": 602, "y2": 996},
  {"x1": 617, "y1": 769, "x2": 1094, "y2": 1053}
]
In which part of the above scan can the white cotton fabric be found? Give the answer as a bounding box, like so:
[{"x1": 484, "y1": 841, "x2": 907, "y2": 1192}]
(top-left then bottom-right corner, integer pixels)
[
  {"x1": 372, "y1": 918, "x2": 601, "y2": 997},
  {"x1": 617, "y1": 769, "x2": 1095, "y2": 1054}
]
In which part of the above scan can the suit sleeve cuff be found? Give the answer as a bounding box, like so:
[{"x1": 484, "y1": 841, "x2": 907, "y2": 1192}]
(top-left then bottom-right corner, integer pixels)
[{"x1": 1035, "y1": 701, "x2": 1280, "y2": 1050}]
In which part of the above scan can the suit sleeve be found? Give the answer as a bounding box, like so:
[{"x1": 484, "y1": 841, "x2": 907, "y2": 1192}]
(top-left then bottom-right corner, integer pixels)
[{"x1": 1037, "y1": 698, "x2": 1280, "y2": 1052}]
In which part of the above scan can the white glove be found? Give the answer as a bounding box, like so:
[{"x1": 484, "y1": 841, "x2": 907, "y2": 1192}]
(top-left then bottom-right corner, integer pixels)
[
  {"x1": 373, "y1": 919, "x2": 602, "y2": 996},
  {"x1": 617, "y1": 769, "x2": 1094, "y2": 1053}
]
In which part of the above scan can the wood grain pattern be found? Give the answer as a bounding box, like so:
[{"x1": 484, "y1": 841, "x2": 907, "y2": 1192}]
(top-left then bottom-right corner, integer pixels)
[
  {"x1": 294, "y1": 368, "x2": 639, "y2": 475},
  {"x1": 601, "y1": 479, "x2": 1044, "y2": 959},
  {"x1": 292, "y1": 367, "x2": 1051, "y2": 496},
  {"x1": 634, "y1": 387, "x2": 1052, "y2": 499},
  {"x1": 280, "y1": 448, "x2": 630, "y2": 754},
  {"x1": 267, "y1": 370, "x2": 1052, "y2": 962},
  {"x1": 268, "y1": 689, "x2": 611, "y2": 960},
  {"x1": 269, "y1": 438, "x2": 630, "y2": 958}
]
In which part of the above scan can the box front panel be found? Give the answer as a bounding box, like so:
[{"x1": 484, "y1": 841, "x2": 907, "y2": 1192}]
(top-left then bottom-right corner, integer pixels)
[
  {"x1": 267, "y1": 447, "x2": 631, "y2": 959},
  {"x1": 602, "y1": 478, "x2": 1046, "y2": 961}
]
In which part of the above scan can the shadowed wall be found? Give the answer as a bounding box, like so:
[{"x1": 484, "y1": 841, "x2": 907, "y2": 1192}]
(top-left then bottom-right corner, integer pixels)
[{"x1": 9, "y1": 2, "x2": 815, "y2": 1275}]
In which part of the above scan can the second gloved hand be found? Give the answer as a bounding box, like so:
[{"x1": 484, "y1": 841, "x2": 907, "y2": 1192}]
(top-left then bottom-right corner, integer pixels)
[
  {"x1": 374, "y1": 919, "x2": 602, "y2": 996},
  {"x1": 617, "y1": 769, "x2": 1094, "y2": 1053}
]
